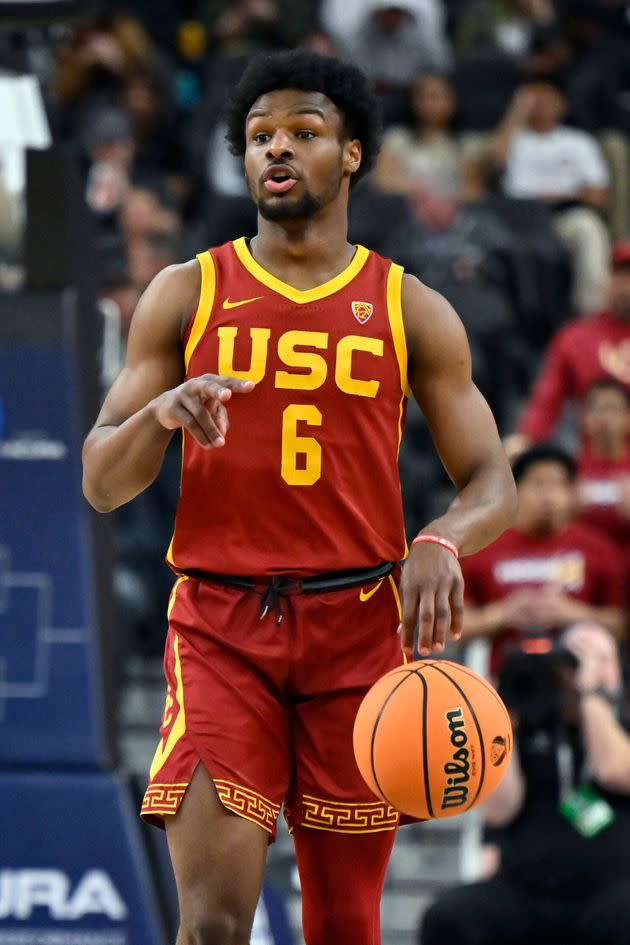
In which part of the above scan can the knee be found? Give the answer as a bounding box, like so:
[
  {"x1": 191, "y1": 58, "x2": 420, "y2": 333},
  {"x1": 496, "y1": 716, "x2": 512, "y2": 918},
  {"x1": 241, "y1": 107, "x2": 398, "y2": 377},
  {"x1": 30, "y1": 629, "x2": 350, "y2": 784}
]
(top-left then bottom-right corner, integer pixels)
[
  {"x1": 304, "y1": 902, "x2": 375, "y2": 945},
  {"x1": 179, "y1": 907, "x2": 250, "y2": 945}
]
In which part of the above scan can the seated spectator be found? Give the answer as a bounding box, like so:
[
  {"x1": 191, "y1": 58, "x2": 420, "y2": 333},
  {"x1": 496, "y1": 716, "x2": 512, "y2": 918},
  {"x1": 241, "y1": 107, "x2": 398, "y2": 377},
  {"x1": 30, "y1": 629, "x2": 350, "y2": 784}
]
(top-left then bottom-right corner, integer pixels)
[
  {"x1": 489, "y1": 76, "x2": 610, "y2": 314},
  {"x1": 374, "y1": 71, "x2": 462, "y2": 194},
  {"x1": 462, "y1": 445, "x2": 625, "y2": 674},
  {"x1": 421, "y1": 622, "x2": 630, "y2": 945},
  {"x1": 577, "y1": 378, "x2": 630, "y2": 575},
  {"x1": 54, "y1": 14, "x2": 166, "y2": 134},
  {"x1": 345, "y1": 0, "x2": 452, "y2": 123},
  {"x1": 507, "y1": 242, "x2": 630, "y2": 455}
]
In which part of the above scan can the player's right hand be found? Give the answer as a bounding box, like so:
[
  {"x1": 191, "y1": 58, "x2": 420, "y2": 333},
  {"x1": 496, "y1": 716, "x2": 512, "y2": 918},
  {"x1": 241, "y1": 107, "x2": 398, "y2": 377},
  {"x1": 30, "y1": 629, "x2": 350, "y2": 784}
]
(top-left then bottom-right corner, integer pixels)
[{"x1": 152, "y1": 374, "x2": 255, "y2": 448}]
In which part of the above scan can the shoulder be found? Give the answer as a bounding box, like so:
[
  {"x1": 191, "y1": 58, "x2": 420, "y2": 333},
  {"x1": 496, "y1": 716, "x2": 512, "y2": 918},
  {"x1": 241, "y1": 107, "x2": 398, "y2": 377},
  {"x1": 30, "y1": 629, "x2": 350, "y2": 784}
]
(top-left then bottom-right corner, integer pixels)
[
  {"x1": 557, "y1": 125, "x2": 600, "y2": 149},
  {"x1": 564, "y1": 521, "x2": 619, "y2": 555},
  {"x1": 382, "y1": 126, "x2": 413, "y2": 150},
  {"x1": 127, "y1": 259, "x2": 202, "y2": 345},
  {"x1": 551, "y1": 314, "x2": 601, "y2": 349}
]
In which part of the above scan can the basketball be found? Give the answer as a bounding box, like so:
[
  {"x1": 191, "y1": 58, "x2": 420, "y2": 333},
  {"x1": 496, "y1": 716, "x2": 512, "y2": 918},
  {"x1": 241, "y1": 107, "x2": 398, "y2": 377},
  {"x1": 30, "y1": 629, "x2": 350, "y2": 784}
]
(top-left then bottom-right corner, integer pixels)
[{"x1": 353, "y1": 660, "x2": 513, "y2": 820}]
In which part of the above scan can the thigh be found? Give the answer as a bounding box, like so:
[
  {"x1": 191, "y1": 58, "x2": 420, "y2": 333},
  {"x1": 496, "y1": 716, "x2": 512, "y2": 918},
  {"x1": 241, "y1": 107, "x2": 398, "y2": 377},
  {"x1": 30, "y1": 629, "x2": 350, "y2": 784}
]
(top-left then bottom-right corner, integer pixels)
[
  {"x1": 420, "y1": 876, "x2": 547, "y2": 945},
  {"x1": 166, "y1": 764, "x2": 268, "y2": 945},
  {"x1": 577, "y1": 879, "x2": 630, "y2": 945},
  {"x1": 142, "y1": 576, "x2": 290, "y2": 839}
]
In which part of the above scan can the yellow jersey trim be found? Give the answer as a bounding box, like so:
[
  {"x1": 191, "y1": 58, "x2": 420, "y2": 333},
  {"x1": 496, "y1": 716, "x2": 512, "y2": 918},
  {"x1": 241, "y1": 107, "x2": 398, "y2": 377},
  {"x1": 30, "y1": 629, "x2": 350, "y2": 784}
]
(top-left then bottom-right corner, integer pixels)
[
  {"x1": 386, "y1": 263, "x2": 411, "y2": 398},
  {"x1": 149, "y1": 625, "x2": 187, "y2": 781},
  {"x1": 165, "y1": 429, "x2": 186, "y2": 570},
  {"x1": 232, "y1": 236, "x2": 370, "y2": 304},
  {"x1": 184, "y1": 251, "x2": 216, "y2": 371}
]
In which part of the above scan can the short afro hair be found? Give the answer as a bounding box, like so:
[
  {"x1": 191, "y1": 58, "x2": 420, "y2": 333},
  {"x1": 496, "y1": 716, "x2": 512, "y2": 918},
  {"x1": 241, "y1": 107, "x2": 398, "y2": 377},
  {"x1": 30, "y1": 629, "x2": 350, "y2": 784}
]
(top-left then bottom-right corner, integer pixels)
[
  {"x1": 225, "y1": 50, "x2": 382, "y2": 186},
  {"x1": 512, "y1": 444, "x2": 577, "y2": 485}
]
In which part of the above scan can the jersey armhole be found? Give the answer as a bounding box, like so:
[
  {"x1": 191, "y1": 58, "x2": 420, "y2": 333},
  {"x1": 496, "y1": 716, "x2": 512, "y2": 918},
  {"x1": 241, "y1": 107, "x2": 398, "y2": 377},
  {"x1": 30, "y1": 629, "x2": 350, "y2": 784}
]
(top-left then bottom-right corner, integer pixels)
[
  {"x1": 183, "y1": 251, "x2": 217, "y2": 372},
  {"x1": 386, "y1": 263, "x2": 412, "y2": 398}
]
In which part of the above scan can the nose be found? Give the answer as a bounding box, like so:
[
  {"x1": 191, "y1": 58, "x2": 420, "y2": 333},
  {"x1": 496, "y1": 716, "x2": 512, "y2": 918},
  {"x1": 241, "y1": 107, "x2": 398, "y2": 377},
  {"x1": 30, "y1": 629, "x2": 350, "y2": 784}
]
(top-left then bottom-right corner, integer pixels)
[{"x1": 265, "y1": 130, "x2": 294, "y2": 161}]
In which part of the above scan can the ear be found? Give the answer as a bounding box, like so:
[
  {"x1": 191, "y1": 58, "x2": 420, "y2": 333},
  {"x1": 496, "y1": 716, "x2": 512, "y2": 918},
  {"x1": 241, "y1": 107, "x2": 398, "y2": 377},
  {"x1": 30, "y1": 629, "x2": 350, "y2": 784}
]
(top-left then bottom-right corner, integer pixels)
[{"x1": 343, "y1": 138, "x2": 362, "y2": 177}]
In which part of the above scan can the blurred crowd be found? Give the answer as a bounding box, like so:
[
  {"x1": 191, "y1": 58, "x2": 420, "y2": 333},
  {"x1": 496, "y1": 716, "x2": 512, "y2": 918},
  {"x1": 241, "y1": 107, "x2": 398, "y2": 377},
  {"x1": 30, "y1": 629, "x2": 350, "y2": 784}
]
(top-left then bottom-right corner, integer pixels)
[{"x1": 3, "y1": 3, "x2": 630, "y2": 941}]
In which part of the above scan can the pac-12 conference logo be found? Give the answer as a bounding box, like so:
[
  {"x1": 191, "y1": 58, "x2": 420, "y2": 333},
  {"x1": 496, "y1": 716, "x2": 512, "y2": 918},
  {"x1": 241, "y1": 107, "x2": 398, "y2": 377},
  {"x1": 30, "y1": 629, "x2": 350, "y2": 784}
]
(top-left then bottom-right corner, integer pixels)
[
  {"x1": 0, "y1": 869, "x2": 127, "y2": 920},
  {"x1": 0, "y1": 397, "x2": 67, "y2": 461}
]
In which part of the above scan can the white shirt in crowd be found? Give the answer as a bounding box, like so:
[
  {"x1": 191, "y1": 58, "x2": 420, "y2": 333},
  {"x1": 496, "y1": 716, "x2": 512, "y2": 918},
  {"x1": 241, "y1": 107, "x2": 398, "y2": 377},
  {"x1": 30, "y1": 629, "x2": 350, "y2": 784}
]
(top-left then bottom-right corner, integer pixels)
[{"x1": 503, "y1": 126, "x2": 609, "y2": 200}]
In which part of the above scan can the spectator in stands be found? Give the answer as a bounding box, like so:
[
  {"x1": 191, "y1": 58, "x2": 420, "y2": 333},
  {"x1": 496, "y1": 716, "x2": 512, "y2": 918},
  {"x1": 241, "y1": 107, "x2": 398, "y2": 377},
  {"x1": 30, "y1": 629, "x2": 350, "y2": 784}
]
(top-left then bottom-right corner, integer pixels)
[
  {"x1": 118, "y1": 185, "x2": 179, "y2": 241},
  {"x1": 55, "y1": 14, "x2": 167, "y2": 133},
  {"x1": 489, "y1": 75, "x2": 610, "y2": 315},
  {"x1": 507, "y1": 242, "x2": 630, "y2": 455},
  {"x1": 577, "y1": 378, "x2": 630, "y2": 576},
  {"x1": 374, "y1": 71, "x2": 461, "y2": 193},
  {"x1": 205, "y1": 0, "x2": 310, "y2": 54},
  {"x1": 345, "y1": 0, "x2": 452, "y2": 123},
  {"x1": 462, "y1": 445, "x2": 625, "y2": 674},
  {"x1": 121, "y1": 72, "x2": 189, "y2": 207},
  {"x1": 421, "y1": 621, "x2": 630, "y2": 945},
  {"x1": 128, "y1": 228, "x2": 182, "y2": 292}
]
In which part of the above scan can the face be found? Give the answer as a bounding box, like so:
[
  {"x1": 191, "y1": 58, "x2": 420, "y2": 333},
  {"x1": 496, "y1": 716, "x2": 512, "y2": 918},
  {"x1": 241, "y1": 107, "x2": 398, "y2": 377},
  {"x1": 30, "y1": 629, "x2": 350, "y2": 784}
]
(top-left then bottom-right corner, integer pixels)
[
  {"x1": 609, "y1": 266, "x2": 630, "y2": 318},
  {"x1": 583, "y1": 386, "x2": 630, "y2": 448},
  {"x1": 412, "y1": 74, "x2": 455, "y2": 130},
  {"x1": 517, "y1": 461, "x2": 575, "y2": 534},
  {"x1": 528, "y1": 83, "x2": 566, "y2": 132},
  {"x1": 244, "y1": 89, "x2": 360, "y2": 223}
]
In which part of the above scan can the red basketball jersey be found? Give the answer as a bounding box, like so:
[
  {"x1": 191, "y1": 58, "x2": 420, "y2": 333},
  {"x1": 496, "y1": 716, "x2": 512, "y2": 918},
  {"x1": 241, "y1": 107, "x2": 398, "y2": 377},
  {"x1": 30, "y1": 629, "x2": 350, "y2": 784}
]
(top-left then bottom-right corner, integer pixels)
[{"x1": 167, "y1": 237, "x2": 410, "y2": 577}]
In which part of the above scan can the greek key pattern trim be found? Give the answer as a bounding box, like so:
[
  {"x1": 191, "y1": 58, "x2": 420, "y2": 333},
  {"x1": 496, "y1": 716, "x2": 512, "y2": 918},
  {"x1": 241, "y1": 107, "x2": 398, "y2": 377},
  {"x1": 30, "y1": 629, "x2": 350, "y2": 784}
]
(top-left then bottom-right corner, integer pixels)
[
  {"x1": 301, "y1": 794, "x2": 400, "y2": 833},
  {"x1": 141, "y1": 782, "x2": 189, "y2": 816},
  {"x1": 213, "y1": 779, "x2": 280, "y2": 834}
]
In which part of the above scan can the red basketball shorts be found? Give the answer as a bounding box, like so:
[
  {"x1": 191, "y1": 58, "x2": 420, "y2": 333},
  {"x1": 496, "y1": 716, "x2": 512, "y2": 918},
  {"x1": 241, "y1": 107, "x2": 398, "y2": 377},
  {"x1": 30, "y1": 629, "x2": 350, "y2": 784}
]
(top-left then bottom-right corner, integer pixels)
[{"x1": 141, "y1": 569, "x2": 404, "y2": 839}]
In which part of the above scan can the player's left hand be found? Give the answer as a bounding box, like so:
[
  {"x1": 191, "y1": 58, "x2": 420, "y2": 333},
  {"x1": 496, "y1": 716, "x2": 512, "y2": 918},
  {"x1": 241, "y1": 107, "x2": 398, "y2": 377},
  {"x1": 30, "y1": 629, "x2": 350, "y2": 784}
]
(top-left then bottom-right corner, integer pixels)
[{"x1": 398, "y1": 543, "x2": 464, "y2": 658}]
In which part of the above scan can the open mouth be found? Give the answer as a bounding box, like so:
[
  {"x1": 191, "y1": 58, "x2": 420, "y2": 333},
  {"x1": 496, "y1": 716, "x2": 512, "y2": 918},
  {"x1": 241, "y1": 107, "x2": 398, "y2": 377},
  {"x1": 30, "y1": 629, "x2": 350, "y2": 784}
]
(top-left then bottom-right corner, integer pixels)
[{"x1": 263, "y1": 167, "x2": 298, "y2": 194}]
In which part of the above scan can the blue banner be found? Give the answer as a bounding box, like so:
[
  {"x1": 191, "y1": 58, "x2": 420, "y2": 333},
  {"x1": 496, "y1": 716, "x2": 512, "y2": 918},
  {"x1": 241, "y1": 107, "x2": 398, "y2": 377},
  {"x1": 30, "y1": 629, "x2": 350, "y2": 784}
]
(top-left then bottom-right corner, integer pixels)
[
  {"x1": 0, "y1": 771, "x2": 166, "y2": 945},
  {"x1": 0, "y1": 344, "x2": 106, "y2": 766}
]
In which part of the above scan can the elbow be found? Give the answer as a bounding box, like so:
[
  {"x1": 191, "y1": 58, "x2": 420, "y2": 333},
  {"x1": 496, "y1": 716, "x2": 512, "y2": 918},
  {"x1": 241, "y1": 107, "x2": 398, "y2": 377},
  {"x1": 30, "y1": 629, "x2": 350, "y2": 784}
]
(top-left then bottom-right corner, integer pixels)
[{"x1": 82, "y1": 472, "x2": 117, "y2": 514}]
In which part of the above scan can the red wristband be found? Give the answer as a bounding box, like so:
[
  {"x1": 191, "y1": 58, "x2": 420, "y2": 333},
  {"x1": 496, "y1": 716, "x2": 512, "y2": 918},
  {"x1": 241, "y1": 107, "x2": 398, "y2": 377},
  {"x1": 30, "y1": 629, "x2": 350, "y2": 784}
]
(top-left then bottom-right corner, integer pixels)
[{"x1": 411, "y1": 534, "x2": 459, "y2": 559}]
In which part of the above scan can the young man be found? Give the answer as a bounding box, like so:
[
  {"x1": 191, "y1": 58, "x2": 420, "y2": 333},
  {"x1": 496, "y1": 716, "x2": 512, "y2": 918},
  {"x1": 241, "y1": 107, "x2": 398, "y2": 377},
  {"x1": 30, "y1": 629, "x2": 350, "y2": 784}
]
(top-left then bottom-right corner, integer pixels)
[
  {"x1": 577, "y1": 378, "x2": 630, "y2": 579},
  {"x1": 462, "y1": 445, "x2": 625, "y2": 675},
  {"x1": 83, "y1": 51, "x2": 514, "y2": 945}
]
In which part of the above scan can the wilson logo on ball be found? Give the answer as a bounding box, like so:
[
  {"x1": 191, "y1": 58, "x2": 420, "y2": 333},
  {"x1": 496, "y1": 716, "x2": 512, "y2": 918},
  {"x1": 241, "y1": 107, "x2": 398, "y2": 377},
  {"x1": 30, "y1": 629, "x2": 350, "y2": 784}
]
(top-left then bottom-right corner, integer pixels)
[{"x1": 441, "y1": 707, "x2": 470, "y2": 810}]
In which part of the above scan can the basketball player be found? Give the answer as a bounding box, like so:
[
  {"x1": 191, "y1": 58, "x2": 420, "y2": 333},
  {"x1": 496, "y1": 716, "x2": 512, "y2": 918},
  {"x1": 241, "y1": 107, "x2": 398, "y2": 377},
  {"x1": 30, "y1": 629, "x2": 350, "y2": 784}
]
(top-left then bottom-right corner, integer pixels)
[{"x1": 83, "y1": 52, "x2": 515, "y2": 945}]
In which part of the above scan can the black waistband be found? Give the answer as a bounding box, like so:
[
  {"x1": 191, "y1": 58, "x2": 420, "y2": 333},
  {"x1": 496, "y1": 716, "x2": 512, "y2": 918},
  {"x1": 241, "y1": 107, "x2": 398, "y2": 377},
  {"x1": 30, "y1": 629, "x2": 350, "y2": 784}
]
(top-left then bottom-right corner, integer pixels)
[{"x1": 182, "y1": 560, "x2": 396, "y2": 596}]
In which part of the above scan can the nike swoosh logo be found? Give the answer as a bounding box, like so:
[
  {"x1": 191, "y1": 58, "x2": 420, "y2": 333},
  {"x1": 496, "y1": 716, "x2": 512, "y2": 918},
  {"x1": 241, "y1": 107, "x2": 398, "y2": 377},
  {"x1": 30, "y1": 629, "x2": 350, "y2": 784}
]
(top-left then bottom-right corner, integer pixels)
[
  {"x1": 359, "y1": 578, "x2": 385, "y2": 602},
  {"x1": 222, "y1": 296, "x2": 264, "y2": 309}
]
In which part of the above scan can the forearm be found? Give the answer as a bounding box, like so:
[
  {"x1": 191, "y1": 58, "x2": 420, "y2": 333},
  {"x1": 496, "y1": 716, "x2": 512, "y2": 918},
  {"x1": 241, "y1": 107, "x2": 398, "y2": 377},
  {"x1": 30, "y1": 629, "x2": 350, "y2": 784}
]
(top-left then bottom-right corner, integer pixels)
[
  {"x1": 82, "y1": 401, "x2": 175, "y2": 512},
  {"x1": 463, "y1": 602, "x2": 507, "y2": 639},
  {"x1": 484, "y1": 746, "x2": 525, "y2": 826},
  {"x1": 420, "y1": 454, "x2": 516, "y2": 556},
  {"x1": 580, "y1": 693, "x2": 630, "y2": 791}
]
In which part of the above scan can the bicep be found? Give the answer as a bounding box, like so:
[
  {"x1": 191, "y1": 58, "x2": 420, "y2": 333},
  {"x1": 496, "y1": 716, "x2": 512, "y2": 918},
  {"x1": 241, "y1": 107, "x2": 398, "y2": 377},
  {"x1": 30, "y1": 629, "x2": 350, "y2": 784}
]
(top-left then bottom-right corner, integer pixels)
[{"x1": 94, "y1": 263, "x2": 196, "y2": 427}]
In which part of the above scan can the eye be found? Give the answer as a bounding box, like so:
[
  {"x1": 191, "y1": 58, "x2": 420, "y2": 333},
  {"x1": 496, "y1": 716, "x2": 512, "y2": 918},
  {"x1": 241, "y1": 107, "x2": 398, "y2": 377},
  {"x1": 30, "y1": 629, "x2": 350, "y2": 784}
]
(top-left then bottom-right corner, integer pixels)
[
  {"x1": 297, "y1": 130, "x2": 316, "y2": 139},
  {"x1": 253, "y1": 133, "x2": 271, "y2": 144}
]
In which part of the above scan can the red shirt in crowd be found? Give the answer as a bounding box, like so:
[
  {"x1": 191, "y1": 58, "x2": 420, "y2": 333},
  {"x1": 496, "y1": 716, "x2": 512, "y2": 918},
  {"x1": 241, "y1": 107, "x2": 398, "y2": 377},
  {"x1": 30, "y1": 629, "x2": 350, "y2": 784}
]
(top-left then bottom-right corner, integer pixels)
[
  {"x1": 518, "y1": 311, "x2": 630, "y2": 441},
  {"x1": 461, "y1": 522, "x2": 625, "y2": 670},
  {"x1": 577, "y1": 447, "x2": 630, "y2": 573}
]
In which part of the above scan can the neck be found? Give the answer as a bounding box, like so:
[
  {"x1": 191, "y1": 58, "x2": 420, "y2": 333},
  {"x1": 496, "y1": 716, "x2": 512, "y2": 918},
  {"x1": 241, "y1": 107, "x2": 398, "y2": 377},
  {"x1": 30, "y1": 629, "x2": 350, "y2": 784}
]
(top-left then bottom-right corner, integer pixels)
[
  {"x1": 420, "y1": 125, "x2": 446, "y2": 140},
  {"x1": 588, "y1": 437, "x2": 628, "y2": 462},
  {"x1": 251, "y1": 198, "x2": 353, "y2": 279},
  {"x1": 514, "y1": 516, "x2": 560, "y2": 538}
]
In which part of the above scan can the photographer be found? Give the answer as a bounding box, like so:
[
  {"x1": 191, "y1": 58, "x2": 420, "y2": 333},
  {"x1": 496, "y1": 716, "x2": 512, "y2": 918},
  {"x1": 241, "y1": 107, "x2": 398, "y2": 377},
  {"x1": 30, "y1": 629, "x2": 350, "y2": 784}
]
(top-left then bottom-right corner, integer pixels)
[{"x1": 420, "y1": 623, "x2": 630, "y2": 945}]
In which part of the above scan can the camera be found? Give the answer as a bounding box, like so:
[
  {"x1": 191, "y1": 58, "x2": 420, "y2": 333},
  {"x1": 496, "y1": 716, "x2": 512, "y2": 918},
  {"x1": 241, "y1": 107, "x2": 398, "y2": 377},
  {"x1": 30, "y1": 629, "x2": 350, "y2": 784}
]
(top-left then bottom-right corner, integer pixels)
[{"x1": 497, "y1": 638, "x2": 579, "y2": 732}]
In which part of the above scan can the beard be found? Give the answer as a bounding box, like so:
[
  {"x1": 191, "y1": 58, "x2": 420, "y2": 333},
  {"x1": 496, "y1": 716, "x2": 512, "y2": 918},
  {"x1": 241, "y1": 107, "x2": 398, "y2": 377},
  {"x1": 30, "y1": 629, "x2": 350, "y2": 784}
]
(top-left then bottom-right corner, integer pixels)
[{"x1": 256, "y1": 190, "x2": 321, "y2": 222}]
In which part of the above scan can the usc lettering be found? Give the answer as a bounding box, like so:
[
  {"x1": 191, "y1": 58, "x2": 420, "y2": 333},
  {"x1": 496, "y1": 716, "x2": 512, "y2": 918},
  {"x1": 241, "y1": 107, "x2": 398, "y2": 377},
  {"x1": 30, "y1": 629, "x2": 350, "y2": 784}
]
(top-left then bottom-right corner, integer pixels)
[
  {"x1": 217, "y1": 327, "x2": 384, "y2": 397},
  {"x1": 216, "y1": 327, "x2": 384, "y2": 486}
]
